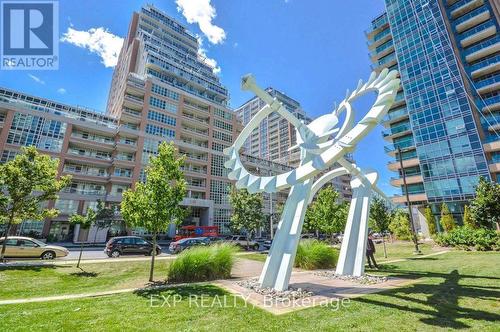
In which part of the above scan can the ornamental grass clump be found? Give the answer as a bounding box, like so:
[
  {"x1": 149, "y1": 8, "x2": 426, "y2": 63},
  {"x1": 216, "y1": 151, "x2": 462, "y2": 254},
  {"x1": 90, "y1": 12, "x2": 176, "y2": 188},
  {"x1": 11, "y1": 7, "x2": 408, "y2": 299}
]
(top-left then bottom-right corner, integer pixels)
[
  {"x1": 294, "y1": 240, "x2": 339, "y2": 270},
  {"x1": 167, "y1": 243, "x2": 238, "y2": 282}
]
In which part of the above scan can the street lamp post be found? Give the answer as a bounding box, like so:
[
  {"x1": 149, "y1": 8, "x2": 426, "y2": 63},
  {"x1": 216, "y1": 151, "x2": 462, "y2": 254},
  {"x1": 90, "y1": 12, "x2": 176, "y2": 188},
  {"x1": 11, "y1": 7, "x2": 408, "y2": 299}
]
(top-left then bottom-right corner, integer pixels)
[{"x1": 397, "y1": 146, "x2": 421, "y2": 254}]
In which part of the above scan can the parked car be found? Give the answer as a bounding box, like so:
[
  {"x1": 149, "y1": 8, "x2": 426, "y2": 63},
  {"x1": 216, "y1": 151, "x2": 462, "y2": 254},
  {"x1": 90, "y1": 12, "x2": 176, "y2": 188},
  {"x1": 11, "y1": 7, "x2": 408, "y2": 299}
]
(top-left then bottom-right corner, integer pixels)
[
  {"x1": 263, "y1": 239, "x2": 273, "y2": 250},
  {"x1": 227, "y1": 235, "x2": 260, "y2": 250},
  {"x1": 0, "y1": 236, "x2": 69, "y2": 260},
  {"x1": 169, "y1": 237, "x2": 210, "y2": 253},
  {"x1": 105, "y1": 236, "x2": 161, "y2": 258}
]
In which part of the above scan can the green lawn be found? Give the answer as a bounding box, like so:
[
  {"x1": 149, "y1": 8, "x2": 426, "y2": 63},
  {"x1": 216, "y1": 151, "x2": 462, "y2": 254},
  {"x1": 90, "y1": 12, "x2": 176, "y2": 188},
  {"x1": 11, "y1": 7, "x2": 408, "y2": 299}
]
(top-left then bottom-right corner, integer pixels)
[
  {"x1": 0, "y1": 260, "x2": 170, "y2": 300},
  {"x1": 0, "y1": 249, "x2": 499, "y2": 331}
]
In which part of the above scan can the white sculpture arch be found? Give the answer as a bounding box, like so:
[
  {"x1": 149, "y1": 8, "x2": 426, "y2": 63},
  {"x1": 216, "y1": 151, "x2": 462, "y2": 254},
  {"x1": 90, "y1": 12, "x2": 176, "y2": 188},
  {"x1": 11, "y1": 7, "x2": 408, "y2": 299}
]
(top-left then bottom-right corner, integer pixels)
[{"x1": 224, "y1": 69, "x2": 400, "y2": 291}]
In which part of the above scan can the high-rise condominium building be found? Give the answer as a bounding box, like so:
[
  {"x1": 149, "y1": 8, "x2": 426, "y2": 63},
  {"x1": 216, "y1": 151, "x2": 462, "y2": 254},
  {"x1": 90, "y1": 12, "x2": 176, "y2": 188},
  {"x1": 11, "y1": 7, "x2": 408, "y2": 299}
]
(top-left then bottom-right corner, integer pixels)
[
  {"x1": 367, "y1": 0, "x2": 499, "y2": 224},
  {"x1": 0, "y1": 5, "x2": 290, "y2": 242},
  {"x1": 106, "y1": 4, "x2": 240, "y2": 235}
]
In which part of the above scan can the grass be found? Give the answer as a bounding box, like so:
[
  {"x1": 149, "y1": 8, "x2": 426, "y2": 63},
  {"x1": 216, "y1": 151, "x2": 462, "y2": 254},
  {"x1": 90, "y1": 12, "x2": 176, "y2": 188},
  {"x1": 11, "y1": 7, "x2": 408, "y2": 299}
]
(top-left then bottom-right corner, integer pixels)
[
  {"x1": 373, "y1": 240, "x2": 436, "y2": 262},
  {"x1": 0, "y1": 250, "x2": 499, "y2": 331},
  {"x1": 0, "y1": 260, "x2": 170, "y2": 300}
]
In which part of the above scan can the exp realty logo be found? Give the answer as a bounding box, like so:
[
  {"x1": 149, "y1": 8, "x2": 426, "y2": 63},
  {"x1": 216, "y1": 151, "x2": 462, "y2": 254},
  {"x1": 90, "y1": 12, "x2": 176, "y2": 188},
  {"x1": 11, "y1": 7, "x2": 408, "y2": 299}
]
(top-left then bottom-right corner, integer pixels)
[{"x1": 1, "y1": 0, "x2": 58, "y2": 70}]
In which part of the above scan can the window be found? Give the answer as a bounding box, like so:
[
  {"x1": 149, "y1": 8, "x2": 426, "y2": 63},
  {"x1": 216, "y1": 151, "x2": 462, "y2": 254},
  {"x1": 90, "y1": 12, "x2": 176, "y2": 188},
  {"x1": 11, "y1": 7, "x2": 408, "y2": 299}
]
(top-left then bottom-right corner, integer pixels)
[
  {"x1": 147, "y1": 110, "x2": 176, "y2": 126},
  {"x1": 214, "y1": 119, "x2": 232, "y2": 132},
  {"x1": 212, "y1": 130, "x2": 232, "y2": 143},
  {"x1": 146, "y1": 124, "x2": 175, "y2": 138},
  {"x1": 151, "y1": 84, "x2": 179, "y2": 101},
  {"x1": 150, "y1": 96, "x2": 177, "y2": 113},
  {"x1": 18, "y1": 240, "x2": 38, "y2": 247}
]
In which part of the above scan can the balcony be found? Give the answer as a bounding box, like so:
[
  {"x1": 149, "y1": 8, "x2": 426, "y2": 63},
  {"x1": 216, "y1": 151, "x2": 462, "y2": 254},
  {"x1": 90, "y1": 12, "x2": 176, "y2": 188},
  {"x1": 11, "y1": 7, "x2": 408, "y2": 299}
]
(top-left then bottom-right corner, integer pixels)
[
  {"x1": 181, "y1": 125, "x2": 208, "y2": 138},
  {"x1": 483, "y1": 140, "x2": 500, "y2": 152},
  {"x1": 67, "y1": 148, "x2": 112, "y2": 162},
  {"x1": 70, "y1": 132, "x2": 114, "y2": 151},
  {"x1": 183, "y1": 100, "x2": 209, "y2": 114},
  {"x1": 367, "y1": 28, "x2": 392, "y2": 50},
  {"x1": 365, "y1": 14, "x2": 389, "y2": 39},
  {"x1": 459, "y1": 21, "x2": 496, "y2": 48},
  {"x1": 371, "y1": 52, "x2": 397, "y2": 71},
  {"x1": 62, "y1": 187, "x2": 107, "y2": 196},
  {"x1": 489, "y1": 161, "x2": 500, "y2": 173},
  {"x1": 481, "y1": 95, "x2": 500, "y2": 112},
  {"x1": 450, "y1": 0, "x2": 484, "y2": 19},
  {"x1": 119, "y1": 124, "x2": 140, "y2": 138},
  {"x1": 123, "y1": 94, "x2": 144, "y2": 110},
  {"x1": 470, "y1": 54, "x2": 500, "y2": 78},
  {"x1": 125, "y1": 74, "x2": 146, "y2": 96},
  {"x1": 382, "y1": 122, "x2": 412, "y2": 140},
  {"x1": 182, "y1": 112, "x2": 210, "y2": 127},
  {"x1": 465, "y1": 37, "x2": 500, "y2": 63},
  {"x1": 454, "y1": 6, "x2": 490, "y2": 33},
  {"x1": 390, "y1": 174, "x2": 424, "y2": 187},
  {"x1": 181, "y1": 165, "x2": 207, "y2": 175},
  {"x1": 388, "y1": 157, "x2": 420, "y2": 171},
  {"x1": 382, "y1": 107, "x2": 409, "y2": 126},
  {"x1": 476, "y1": 74, "x2": 500, "y2": 94},
  {"x1": 370, "y1": 41, "x2": 395, "y2": 60},
  {"x1": 121, "y1": 107, "x2": 142, "y2": 123},
  {"x1": 392, "y1": 193, "x2": 428, "y2": 204}
]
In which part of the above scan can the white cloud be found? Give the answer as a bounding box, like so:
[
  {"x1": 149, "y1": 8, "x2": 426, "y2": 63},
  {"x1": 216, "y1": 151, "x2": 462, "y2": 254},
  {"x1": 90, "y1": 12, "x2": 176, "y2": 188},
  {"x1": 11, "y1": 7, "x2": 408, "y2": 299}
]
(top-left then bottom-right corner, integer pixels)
[
  {"x1": 28, "y1": 74, "x2": 45, "y2": 85},
  {"x1": 61, "y1": 27, "x2": 123, "y2": 68},
  {"x1": 57, "y1": 88, "x2": 67, "y2": 94},
  {"x1": 176, "y1": 0, "x2": 226, "y2": 45},
  {"x1": 196, "y1": 36, "x2": 221, "y2": 74}
]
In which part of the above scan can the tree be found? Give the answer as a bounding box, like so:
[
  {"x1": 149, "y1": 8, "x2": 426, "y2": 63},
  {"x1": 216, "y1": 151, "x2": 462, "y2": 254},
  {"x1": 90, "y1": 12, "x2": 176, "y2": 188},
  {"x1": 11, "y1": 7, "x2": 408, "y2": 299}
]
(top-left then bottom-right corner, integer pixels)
[
  {"x1": 229, "y1": 187, "x2": 264, "y2": 248},
  {"x1": 69, "y1": 200, "x2": 115, "y2": 268},
  {"x1": 469, "y1": 177, "x2": 500, "y2": 230},
  {"x1": 305, "y1": 186, "x2": 347, "y2": 242},
  {"x1": 389, "y1": 209, "x2": 412, "y2": 240},
  {"x1": 121, "y1": 142, "x2": 187, "y2": 282},
  {"x1": 0, "y1": 147, "x2": 71, "y2": 261},
  {"x1": 424, "y1": 206, "x2": 438, "y2": 236},
  {"x1": 462, "y1": 205, "x2": 476, "y2": 229},
  {"x1": 440, "y1": 203, "x2": 456, "y2": 232},
  {"x1": 369, "y1": 197, "x2": 390, "y2": 258}
]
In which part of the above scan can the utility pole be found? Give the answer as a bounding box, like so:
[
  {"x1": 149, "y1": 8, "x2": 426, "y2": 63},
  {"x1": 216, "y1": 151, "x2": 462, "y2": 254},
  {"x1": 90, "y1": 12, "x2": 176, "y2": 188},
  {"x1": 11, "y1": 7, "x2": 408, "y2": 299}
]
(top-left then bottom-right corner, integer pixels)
[{"x1": 397, "y1": 146, "x2": 421, "y2": 254}]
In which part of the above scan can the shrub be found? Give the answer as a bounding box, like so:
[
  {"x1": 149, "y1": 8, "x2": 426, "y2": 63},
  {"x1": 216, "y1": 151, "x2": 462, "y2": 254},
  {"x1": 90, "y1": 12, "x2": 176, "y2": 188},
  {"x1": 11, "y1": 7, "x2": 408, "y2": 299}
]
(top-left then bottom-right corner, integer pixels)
[
  {"x1": 389, "y1": 209, "x2": 412, "y2": 240},
  {"x1": 435, "y1": 226, "x2": 500, "y2": 251},
  {"x1": 167, "y1": 243, "x2": 238, "y2": 282},
  {"x1": 294, "y1": 240, "x2": 338, "y2": 270},
  {"x1": 440, "y1": 203, "x2": 456, "y2": 232}
]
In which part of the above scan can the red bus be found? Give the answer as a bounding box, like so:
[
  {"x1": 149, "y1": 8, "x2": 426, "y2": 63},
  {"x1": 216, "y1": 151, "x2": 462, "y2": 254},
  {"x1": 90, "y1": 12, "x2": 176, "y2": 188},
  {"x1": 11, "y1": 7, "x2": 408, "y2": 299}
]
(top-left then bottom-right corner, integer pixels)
[{"x1": 174, "y1": 226, "x2": 218, "y2": 241}]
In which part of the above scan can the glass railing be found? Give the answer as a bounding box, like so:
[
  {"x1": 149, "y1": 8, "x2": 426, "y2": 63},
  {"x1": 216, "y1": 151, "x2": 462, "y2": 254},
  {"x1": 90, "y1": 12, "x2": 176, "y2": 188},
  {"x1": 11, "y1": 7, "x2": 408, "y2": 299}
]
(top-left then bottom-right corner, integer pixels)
[
  {"x1": 481, "y1": 95, "x2": 500, "y2": 109},
  {"x1": 122, "y1": 108, "x2": 141, "y2": 117},
  {"x1": 460, "y1": 20, "x2": 495, "y2": 41},
  {"x1": 476, "y1": 73, "x2": 500, "y2": 89},
  {"x1": 117, "y1": 138, "x2": 137, "y2": 146},
  {"x1": 67, "y1": 149, "x2": 111, "y2": 160},
  {"x1": 469, "y1": 54, "x2": 500, "y2": 73},
  {"x1": 491, "y1": 153, "x2": 500, "y2": 163},
  {"x1": 484, "y1": 134, "x2": 500, "y2": 143},
  {"x1": 71, "y1": 132, "x2": 114, "y2": 144},
  {"x1": 384, "y1": 137, "x2": 415, "y2": 153},
  {"x1": 464, "y1": 35, "x2": 499, "y2": 56},
  {"x1": 384, "y1": 107, "x2": 408, "y2": 122},
  {"x1": 454, "y1": 5, "x2": 489, "y2": 27},
  {"x1": 62, "y1": 187, "x2": 106, "y2": 195},
  {"x1": 63, "y1": 167, "x2": 108, "y2": 177},
  {"x1": 124, "y1": 94, "x2": 144, "y2": 103},
  {"x1": 382, "y1": 122, "x2": 411, "y2": 137}
]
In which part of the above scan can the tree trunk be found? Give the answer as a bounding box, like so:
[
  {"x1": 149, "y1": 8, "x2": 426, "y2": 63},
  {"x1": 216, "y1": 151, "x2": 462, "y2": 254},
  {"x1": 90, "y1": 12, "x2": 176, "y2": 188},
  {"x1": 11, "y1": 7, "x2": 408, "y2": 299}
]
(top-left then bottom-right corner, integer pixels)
[
  {"x1": 77, "y1": 242, "x2": 84, "y2": 269},
  {"x1": 0, "y1": 222, "x2": 12, "y2": 262},
  {"x1": 93, "y1": 227, "x2": 99, "y2": 244},
  {"x1": 382, "y1": 236, "x2": 387, "y2": 258},
  {"x1": 149, "y1": 233, "x2": 157, "y2": 282},
  {"x1": 246, "y1": 233, "x2": 250, "y2": 251}
]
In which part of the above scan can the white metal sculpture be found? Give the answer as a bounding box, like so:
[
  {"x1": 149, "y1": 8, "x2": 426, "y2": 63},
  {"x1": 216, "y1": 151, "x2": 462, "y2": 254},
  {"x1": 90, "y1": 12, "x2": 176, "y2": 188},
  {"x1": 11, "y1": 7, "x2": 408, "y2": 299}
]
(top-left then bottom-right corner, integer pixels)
[{"x1": 224, "y1": 69, "x2": 400, "y2": 291}]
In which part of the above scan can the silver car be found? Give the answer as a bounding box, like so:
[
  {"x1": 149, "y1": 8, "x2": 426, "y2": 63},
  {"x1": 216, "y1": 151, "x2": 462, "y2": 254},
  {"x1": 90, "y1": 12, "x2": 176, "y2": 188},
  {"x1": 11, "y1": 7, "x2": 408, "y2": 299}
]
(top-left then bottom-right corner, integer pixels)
[{"x1": 0, "y1": 236, "x2": 69, "y2": 260}]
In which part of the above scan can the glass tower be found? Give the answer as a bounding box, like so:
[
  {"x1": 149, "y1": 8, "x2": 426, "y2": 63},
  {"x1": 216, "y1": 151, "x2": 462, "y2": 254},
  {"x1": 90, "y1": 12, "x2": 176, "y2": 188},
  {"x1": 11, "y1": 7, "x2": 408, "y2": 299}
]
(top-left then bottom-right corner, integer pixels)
[{"x1": 367, "y1": 0, "x2": 499, "y2": 222}]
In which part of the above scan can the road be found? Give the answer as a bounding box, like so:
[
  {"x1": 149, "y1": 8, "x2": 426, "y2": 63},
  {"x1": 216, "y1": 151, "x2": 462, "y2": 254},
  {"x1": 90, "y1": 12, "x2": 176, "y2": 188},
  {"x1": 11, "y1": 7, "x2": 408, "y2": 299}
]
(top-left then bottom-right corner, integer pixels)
[{"x1": 63, "y1": 247, "x2": 173, "y2": 260}]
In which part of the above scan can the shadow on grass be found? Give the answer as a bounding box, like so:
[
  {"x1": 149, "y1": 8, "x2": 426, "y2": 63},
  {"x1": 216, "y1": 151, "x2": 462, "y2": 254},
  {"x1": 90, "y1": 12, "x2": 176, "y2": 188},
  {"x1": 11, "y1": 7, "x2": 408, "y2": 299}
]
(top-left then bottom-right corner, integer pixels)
[
  {"x1": 133, "y1": 284, "x2": 228, "y2": 300},
  {"x1": 70, "y1": 268, "x2": 100, "y2": 278},
  {"x1": 0, "y1": 264, "x2": 63, "y2": 272},
  {"x1": 356, "y1": 267, "x2": 500, "y2": 329}
]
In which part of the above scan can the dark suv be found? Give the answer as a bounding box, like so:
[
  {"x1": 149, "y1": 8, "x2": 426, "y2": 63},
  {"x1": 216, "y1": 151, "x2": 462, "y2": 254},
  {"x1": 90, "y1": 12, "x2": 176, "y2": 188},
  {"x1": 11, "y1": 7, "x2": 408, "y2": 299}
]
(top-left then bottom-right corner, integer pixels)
[{"x1": 105, "y1": 236, "x2": 162, "y2": 258}]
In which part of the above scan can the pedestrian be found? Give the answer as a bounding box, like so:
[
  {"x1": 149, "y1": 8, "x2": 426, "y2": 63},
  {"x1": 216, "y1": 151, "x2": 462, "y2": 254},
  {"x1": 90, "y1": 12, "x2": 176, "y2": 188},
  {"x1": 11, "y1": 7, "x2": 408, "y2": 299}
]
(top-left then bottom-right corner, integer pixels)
[{"x1": 366, "y1": 232, "x2": 379, "y2": 269}]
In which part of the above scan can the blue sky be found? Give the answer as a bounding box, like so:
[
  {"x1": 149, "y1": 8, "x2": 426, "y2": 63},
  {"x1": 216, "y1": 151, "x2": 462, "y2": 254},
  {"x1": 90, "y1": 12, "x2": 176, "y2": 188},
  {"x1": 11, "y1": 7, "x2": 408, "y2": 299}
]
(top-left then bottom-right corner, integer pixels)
[{"x1": 0, "y1": 0, "x2": 398, "y2": 195}]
